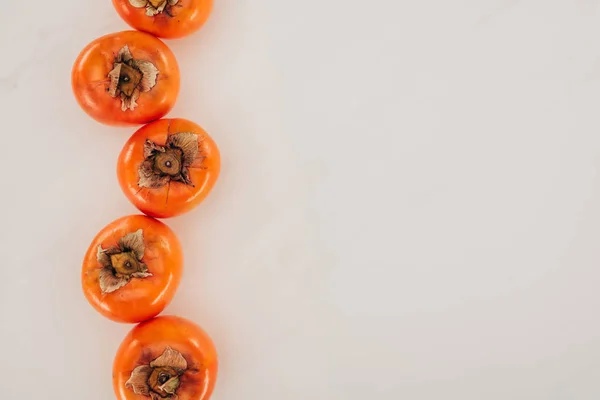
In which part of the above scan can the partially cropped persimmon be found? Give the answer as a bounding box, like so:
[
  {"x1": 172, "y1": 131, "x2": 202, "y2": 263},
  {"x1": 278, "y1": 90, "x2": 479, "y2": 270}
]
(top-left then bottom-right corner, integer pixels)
[
  {"x1": 114, "y1": 316, "x2": 218, "y2": 400},
  {"x1": 113, "y1": 0, "x2": 213, "y2": 39},
  {"x1": 72, "y1": 31, "x2": 180, "y2": 126},
  {"x1": 82, "y1": 215, "x2": 183, "y2": 323},
  {"x1": 117, "y1": 118, "x2": 221, "y2": 218}
]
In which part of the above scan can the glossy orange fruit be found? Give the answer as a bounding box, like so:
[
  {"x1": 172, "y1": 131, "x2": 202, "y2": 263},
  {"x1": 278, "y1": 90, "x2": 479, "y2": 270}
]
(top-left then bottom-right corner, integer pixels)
[
  {"x1": 112, "y1": 0, "x2": 213, "y2": 39},
  {"x1": 117, "y1": 118, "x2": 221, "y2": 218},
  {"x1": 113, "y1": 316, "x2": 218, "y2": 400},
  {"x1": 72, "y1": 31, "x2": 180, "y2": 126},
  {"x1": 81, "y1": 215, "x2": 183, "y2": 323}
]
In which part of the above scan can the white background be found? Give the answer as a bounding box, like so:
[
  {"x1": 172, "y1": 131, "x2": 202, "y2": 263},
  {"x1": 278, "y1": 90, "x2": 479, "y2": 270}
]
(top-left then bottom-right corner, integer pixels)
[{"x1": 2, "y1": 0, "x2": 600, "y2": 399}]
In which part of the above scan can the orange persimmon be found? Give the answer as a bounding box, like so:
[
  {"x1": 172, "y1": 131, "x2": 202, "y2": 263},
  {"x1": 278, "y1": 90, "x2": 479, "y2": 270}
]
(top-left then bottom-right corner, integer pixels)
[
  {"x1": 113, "y1": 316, "x2": 218, "y2": 400},
  {"x1": 112, "y1": 0, "x2": 213, "y2": 39},
  {"x1": 117, "y1": 118, "x2": 221, "y2": 218},
  {"x1": 81, "y1": 215, "x2": 183, "y2": 323},
  {"x1": 72, "y1": 31, "x2": 180, "y2": 126}
]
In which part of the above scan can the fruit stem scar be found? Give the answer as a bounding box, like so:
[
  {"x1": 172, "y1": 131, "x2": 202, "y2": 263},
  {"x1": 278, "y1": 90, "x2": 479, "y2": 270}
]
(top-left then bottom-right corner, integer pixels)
[{"x1": 97, "y1": 230, "x2": 152, "y2": 294}]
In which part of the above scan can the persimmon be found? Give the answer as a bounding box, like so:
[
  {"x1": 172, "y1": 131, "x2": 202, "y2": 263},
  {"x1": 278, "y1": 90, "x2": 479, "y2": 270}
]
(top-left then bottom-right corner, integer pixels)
[
  {"x1": 72, "y1": 31, "x2": 180, "y2": 126},
  {"x1": 113, "y1": 316, "x2": 218, "y2": 400},
  {"x1": 112, "y1": 0, "x2": 213, "y2": 39},
  {"x1": 82, "y1": 215, "x2": 183, "y2": 323},
  {"x1": 117, "y1": 118, "x2": 221, "y2": 218}
]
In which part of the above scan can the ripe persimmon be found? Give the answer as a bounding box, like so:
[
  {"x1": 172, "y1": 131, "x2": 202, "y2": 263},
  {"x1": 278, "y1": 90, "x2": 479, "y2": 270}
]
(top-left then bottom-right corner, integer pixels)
[
  {"x1": 82, "y1": 215, "x2": 183, "y2": 323},
  {"x1": 117, "y1": 118, "x2": 221, "y2": 218},
  {"x1": 113, "y1": 316, "x2": 218, "y2": 400},
  {"x1": 72, "y1": 31, "x2": 180, "y2": 126},
  {"x1": 112, "y1": 0, "x2": 213, "y2": 39}
]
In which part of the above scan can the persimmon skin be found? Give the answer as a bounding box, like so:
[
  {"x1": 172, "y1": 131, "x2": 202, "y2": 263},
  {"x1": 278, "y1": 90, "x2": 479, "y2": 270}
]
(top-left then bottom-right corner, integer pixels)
[
  {"x1": 72, "y1": 31, "x2": 180, "y2": 127},
  {"x1": 118, "y1": 118, "x2": 221, "y2": 219},
  {"x1": 113, "y1": 316, "x2": 218, "y2": 400},
  {"x1": 81, "y1": 215, "x2": 183, "y2": 323},
  {"x1": 113, "y1": 0, "x2": 213, "y2": 39}
]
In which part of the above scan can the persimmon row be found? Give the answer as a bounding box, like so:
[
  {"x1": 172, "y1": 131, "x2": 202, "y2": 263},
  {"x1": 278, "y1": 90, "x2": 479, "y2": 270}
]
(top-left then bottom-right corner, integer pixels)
[{"x1": 72, "y1": 4, "x2": 220, "y2": 400}]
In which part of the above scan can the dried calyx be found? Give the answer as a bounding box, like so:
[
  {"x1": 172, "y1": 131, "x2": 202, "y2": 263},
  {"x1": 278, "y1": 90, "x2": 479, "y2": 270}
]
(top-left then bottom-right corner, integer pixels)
[
  {"x1": 98, "y1": 229, "x2": 152, "y2": 294},
  {"x1": 129, "y1": 0, "x2": 179, "y2": 17},
  {"x1": 139, "y1": 132, "x2": 202, "y2": 189},
  {"x1": 108, "y1": 46, "x2": 159, "y2": 112},
  {"x1": 126, "y1": 347, "x2": 188, "y2": 400}
]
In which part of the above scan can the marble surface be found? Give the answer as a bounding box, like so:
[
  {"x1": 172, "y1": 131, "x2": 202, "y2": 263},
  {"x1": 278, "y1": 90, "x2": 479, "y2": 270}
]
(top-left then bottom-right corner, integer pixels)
[{"x1": 2, "y1": 0, "x2": 600, "y2": 399}]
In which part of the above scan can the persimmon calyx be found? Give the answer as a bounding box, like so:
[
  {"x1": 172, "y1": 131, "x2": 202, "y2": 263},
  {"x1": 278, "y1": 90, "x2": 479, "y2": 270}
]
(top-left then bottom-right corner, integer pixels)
[
  {"x1": 129, "y1": 0, "x2": 179, "y2": 17},
  {"x1": 138, "y1": 132, "x2": 203, "y2": 189},
  {"x1": 126, "y1": 347, "x2": 188, "y2": 399},
  {"x1": 108, "y1": 46, "x2": 159, "y2": 112},
  {"x1": 97, "y1": 229, "x2": 152, "y2": 294}
]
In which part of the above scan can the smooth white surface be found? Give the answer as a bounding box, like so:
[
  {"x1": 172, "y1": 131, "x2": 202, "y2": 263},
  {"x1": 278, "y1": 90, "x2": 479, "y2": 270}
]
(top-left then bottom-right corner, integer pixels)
[{"x1": 2, "y1": 0, "x2": 600, "y2": 398}]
